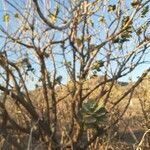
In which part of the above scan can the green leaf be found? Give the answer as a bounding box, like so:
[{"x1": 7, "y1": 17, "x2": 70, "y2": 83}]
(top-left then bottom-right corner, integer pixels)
[
  {"x1": 88, "y1": 19, "x2": 94, "y2": 27},
  {"x1": 136, "y1": 27, "x2": 142, "y2": 35},
  {"x1": 93, "y1": 101, "x2": 104, "y2": 113},
  {"x1": 14, "y1": 13, "x2": 19, "y2": 18},
  {"x1": 112, "y1": 38, "x2": 129, "y2": 44},
  {"x1": 84, "y1": 123, "x2": 97, "y2": 130},
  {"x1": 120, "y1": 38, "x2": 130, "y2": 44},
  {"x1": 55, "y1": 4, "x2": 60, "y2": 16},
  {"x1": 141, "y1": 5, "x2": 149, "y2": 18},
  {"x1": 81, "y1": 100, "x2": 108, "y2": 126},
  {"x1": 112, "y1": 38, "x2": 120, "y2": 43},
  {"x1": 82, "y1": 101, "x2": 97, "y2": 113},
  {"x1": 56, "y1": 76, "x2": 62, "y2": 84},
  {"x1": 96, "y1": 114, "x2": 107, "y2": 123},
  {"x1": 84, "y1": 116, "x2": 97, "y2": 124},
  {"x1": 121, "y1": 16, "x2": 133, "y2": 40},
  {"x1": 122, "y1": 16, "x2": 130, "y2": 28},
  {"x1": 94, "y1": 112, "x2": 106, "y2": 119}
]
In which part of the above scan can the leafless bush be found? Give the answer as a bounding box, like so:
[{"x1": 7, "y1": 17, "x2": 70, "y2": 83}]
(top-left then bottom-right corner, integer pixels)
[{"x1": 0, "y1": 0, "x2": 150, "y2": 149}]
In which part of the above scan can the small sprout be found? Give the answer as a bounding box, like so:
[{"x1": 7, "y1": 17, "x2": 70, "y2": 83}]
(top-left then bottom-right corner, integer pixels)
[
  {"x1": 108, "y1": 5, "x2": 116, "y2": 12},
  {"x1": 22, "y1": 58, "x2": 34, "y2": 72},
  {"x1": 112, "y1": 38, "x2": 129, "y2": 44},
  {"x1": 55, "y1": 4, "x2": 60, "y2": 16},
  {"x1": 112, "y1": 38, "x2": 120, "y2": 43},
  {"x1": 91, "y1": 60, "x2": 104, "y2": 71},
  {"x1": 121, "y1": 16, "x2": 132, "y2": 39},
  {"x1": 63, "y1": 61, "x2": 71, "y2": 67},
  {"x1": 66, "y1": 61, "x2": 71, "y2": 67},
  {"x1": 48, "y1": 6, "x2": 59, "y2": 24},
  {"x1": 48, "y1": 14, "x2": 56, "y2": 24},
  {"x1": 63, "y1": 20, "x2": 67, "y2": 24},
  {"x1": 122, "y1": 16, "x2": 130, "y2": 26},
  {"x1": 88, "y1": 19, "x2": 94, "y2": 27},
  {"x1": 99, "y1": 16, "x2": 105, "y2": 24},
  {"x1": 35, "y1": 84, "x2": 38, "y2": 88},
  {"x1": 3, "y1": 13, "x2": 10, "y2": 23},
  {"x1": 23, "y1": 26, "x2": 29, "y2": 32},
  {"x1": 119, "y1": 38, "x2": 129, "y2": 43},
  {"x1": 55, "y1": 76, "x2": 62, "y2": 84},
  {"x1": 38, "y1": 78, "x2": 42, "y2": 82},
  {"x1": 44, "y1": 52, "x2": 49, "y2": 58},
  {"x1": 141, "y1": 5, "x2": 149, "y2": 18},
  {"x1": 131, "y1": 0, "x2": 140, "y2": 8},
  {"x1": 136, "y1": 27, "x2": 142, "y2": 35},
  {"x1": 14, "y1": 13, "x2": 19, "y2": 18},
  {"x1": 75, "y1": 38, "x2": 82, "y2": 47},
  {"x1": 121, "y1": 31, "x2": 132, "y2": 39},
  {"x1": 93, "y1": 71, "x2": 98, "y2": 77},
  {"x1": 22, "y1": 58, "x2": 29, "y2": 63},
  {"x1": 27, "y1": 64, "x2": 32, "y2": 69}
]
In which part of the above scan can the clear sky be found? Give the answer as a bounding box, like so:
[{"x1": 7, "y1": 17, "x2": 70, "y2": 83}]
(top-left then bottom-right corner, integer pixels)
[{"x1": 0, "y1": 0, "x2": 149, "y2": 91}]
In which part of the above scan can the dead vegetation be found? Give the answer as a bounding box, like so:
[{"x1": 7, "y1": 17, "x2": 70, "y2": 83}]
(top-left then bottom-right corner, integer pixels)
[
  {"x1": 0, "y1": 75, "x2": 150, "y2": 150},
  {"x1": 0, "y1": 0, "x2": 150, "y2": 149}
]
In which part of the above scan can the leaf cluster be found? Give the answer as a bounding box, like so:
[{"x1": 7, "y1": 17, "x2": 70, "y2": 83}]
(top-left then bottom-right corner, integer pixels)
[
  {"x1": 80, "y1": 100, "x2": 108, "y2": 129},
  {"x1": 91, "y1": 60, "x2": 104, "y2": 72}
]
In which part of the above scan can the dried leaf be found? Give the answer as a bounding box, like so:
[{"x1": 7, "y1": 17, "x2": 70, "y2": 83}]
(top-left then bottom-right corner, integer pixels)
[
  {"x1": 3, "y1": 13, "x2": 10, "y2": 23},
  {"x1": 108, "y1": 5, "x2": 116, "y2": 12}
]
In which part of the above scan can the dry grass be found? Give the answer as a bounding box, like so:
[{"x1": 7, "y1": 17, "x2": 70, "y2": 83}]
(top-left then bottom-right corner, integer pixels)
[{"x1": 0, "y1": 76, "x2": 150, "y2": 149}]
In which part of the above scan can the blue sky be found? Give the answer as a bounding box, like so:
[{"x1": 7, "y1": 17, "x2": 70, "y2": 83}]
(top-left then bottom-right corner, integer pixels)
[{"x1": 0, "y1": 0, "x2": 149, "y2": 90}]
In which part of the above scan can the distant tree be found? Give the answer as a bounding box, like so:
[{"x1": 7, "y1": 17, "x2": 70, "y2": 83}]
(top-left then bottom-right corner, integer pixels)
[{"x1": 0, "y1": 0, "x2": 150, "y2": 149}]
